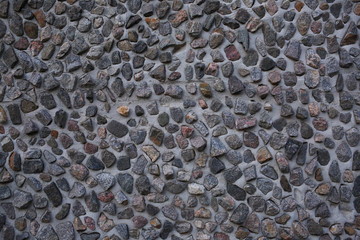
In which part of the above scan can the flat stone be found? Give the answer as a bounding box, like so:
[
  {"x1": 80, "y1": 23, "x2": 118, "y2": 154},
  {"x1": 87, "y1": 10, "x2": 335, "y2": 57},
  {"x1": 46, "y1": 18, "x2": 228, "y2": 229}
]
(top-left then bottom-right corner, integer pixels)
[
  {"x1": 107, "y1": 120, "x2": 129, "y2": 138},
  {"x1": 13, "y1": 190, "x2": 32, "y2": 209}
]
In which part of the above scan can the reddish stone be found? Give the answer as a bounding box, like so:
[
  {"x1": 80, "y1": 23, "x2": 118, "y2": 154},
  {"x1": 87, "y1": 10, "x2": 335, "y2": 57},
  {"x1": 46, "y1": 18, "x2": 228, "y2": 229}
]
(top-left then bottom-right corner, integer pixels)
[
  {"x1": 192, "y1": 169, "x2": 203, "y2": 179},
  {"x1": 97, "y1": 191, "x2": 114, "y2": 203},
  {"x1": 181, "y1": 125, "x2": 194, "y2": 138},
  {"x1": 14, "y1": 37, "x2": 30, "y2": 50},
  {"x1": 132, "y1": 216, "x2": 148, "y2": 228},
  {"x1": 170, "y1": 10, "x2": 188, "y2": 27},
  {"x1": 69, "y1": 164, "x2": 89, "y2": 181},
  {"x1": 51, "y1": 130, "x2": 58, "y2": 138},
  {"x1": 175, "y1": 134, "x2": 189, "y2": 149},
  {"x1": 84, "y1": 143, "x2": 98, "y2": 154},
  {"x1": 198, "y1": 99, "x2": 208, "y2": 109},
  {"x1": 235, "y1": 116, "x2": 257, "y2": 130},
  {"x1": 29, "y1": 41, "x2": 43, "y2": 56},
  {"x1": 168, "y1": 72, "x2": 181, "y2": 81},
  {"x1": 191, "y1": 38, "x2": 208, "y2": 49},
  {"x1": 310, "y1": 21, "x2": 322, "y2": 34},
  {"x1": 268, "y1": 71, "x2": 282, "y2": 85},
  {"x1": 68, "y1": 120, "x2": 79, "y2": 131},
  {"x1": 205, "y1": 63, "x2": 219, "y2": 76},
  {"x1": 224, "y1": 45, "x2": 241, "y2": 61},
  {"x1": 84, "y1": 216, "x2": 96, "y2": 231},
  {"x1": 97, "y1": 213, "x2": 114, "y2": 232},
  {"x1": 257, "y1": 85, "x2": 270, "y2": 99},
  {"x1": 145, "y1": 17, "x2": 160, "y2": 30},
  {"x1": 312, "y1": 117, "x2": 328, "y2": 131}
]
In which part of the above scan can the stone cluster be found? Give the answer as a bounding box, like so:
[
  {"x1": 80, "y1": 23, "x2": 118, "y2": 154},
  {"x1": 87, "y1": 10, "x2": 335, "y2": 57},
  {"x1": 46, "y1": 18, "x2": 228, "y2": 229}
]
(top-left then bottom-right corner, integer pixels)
[{"x1": 0, "y1": 0, "x2": 359, "y2": 239}]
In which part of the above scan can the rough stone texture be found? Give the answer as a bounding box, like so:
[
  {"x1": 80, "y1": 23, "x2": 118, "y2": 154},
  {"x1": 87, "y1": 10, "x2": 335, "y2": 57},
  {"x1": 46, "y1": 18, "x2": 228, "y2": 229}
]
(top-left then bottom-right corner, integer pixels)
[{"x1": 0, "y1": 0, "x2": 359, "y2": 239}]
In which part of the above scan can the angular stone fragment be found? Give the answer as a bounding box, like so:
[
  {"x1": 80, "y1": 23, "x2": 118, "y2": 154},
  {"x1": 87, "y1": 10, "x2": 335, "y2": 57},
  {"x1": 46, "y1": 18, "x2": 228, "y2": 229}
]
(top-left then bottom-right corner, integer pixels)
[
  {"x1": 55, "y1": 222, "x2": 75, "y2": 240},
  {"x1": 44, "y1": 182, "x2": 62, "y2": 207},
  {"x1": 36, "y1": 225, "x2": 59, "y2": 240},
  {"x1": 13, "y1": 190, "x2": 32, "y2": 209},
  {"x1": 284, "y1": 40, "x2": 301, "y2": 61},
  {"x1": 257, "y1": 147, "x2": 272, "y2": 163},
  {"x1": 149, "y1": 65, "x2": 166, "y2": 82},
  {"x1": 210, "y1": 137, "x2": 227, "y2": 157},
  {"x1": 235, "y1": 116, "x2": 257, "y2": 130},
  {"x1": 340, "y1": 22, "x2": 358, "y2": 46},
  {"x1": 224, "y1": 45, "x2": 240, "y2": 61},
  {"x1": 230, "y1": 203, "x2": 249, "y2": 224}
]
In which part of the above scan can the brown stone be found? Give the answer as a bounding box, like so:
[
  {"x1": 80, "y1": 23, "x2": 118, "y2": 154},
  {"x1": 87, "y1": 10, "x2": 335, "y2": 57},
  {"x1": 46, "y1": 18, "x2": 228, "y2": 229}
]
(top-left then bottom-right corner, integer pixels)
[
  {"x1": 97, "y1": 213, "x2": 114, "y2": 232},
  {"x1": 354, "y1": 4, "x2": 360, "y2": 16},
  {"x1": 312, "y1": 117, "x2": 328, "y2": 131},
  {"x1": 257, "y1": 147, "x2": 273, "y2": 163},
  {"x1": 268, "y1": 71, "x2": 281, "y2": 85},
  {"x1": 295, "y1": 1, "x2": 304, "y2": 12},
  {"x1": 315, "y1": 183, "x2": 331, "y2": 195},
  {"x1": 149, "y1": 217, "x2": 161, "y2": 228},
  {"x1": 275, "y1": 214, "x2": 291, "y2": 225},
  {"x1": 261, "y1": 218, "x2": 277, "y2": 238},
  {"x1": 235, "y1": 227, "x2": 250, "y2": 239},
  {"x1": 34, "y1": 10, "x2": 46, "y2": 28},
  {"x1": 24, "y1": 22, "x2": 38, "y2": 39},
  {"x1": 170, "y1": 10, "x2": 188, "y2": 27},
  {"x1": 199, "y1": 83, "x2": 212, "y2": 98},
  {"x1": 9, "y1": 152, "x2": 21, "y2": 171},
  {"x1": 145, "y1": 17, "x2": 160, "y2": 30},
  {"x1": 319, "y1": 2, "x2": 329, "y2": 10},
  {"x1": 73, "y1": 217, "x2": 87, "y2": 231},
  {"x1": 84, "y1": 143, "x2": 98, "y2": 154},
  {"x1": 340, "y1": 22, "x2": 358, "y2": 46},
  {"x1": 117, "y1": 106, "x2": 130, "y2": 117},
  {"x1": 14, "y1": 37, "x2": 30, "y2": 50},
  {"x1": 0, "y1": 106, "x2": 7, "y2": 123}
]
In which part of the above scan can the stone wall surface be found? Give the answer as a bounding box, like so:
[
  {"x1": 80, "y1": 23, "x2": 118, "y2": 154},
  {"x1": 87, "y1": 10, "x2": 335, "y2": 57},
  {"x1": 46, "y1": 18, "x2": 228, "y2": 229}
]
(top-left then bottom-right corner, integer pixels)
[{"x1": 0, "y1": 0, "x2": 359, "y2": 239}]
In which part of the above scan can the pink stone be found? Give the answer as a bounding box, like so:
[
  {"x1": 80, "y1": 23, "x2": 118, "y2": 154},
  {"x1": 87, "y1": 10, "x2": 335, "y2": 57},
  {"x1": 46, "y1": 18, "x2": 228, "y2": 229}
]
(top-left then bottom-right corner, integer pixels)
[
  {"x1": 224, "y1": 45, "x2": 241, "y2": 61},
  {"x1": 84, "y1": 142, "x2": 98, "y2": 154}
]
